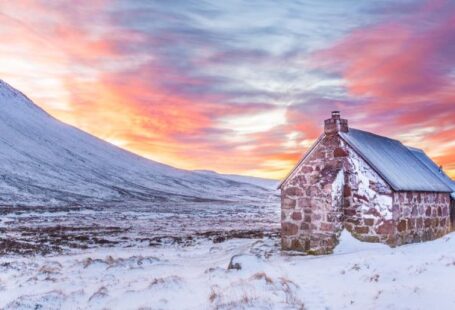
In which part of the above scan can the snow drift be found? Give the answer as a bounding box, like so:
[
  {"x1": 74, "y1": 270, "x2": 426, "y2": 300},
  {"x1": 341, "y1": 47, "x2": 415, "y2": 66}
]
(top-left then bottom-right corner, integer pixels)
[{"x1": 3, "y1": 231, "x2": 455, "y2": 309}]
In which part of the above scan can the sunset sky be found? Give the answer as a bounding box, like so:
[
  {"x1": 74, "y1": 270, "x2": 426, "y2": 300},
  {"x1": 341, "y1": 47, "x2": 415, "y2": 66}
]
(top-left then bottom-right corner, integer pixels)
[{"x1": 0, "y1": 0, "x2": 454, "y2": 179}]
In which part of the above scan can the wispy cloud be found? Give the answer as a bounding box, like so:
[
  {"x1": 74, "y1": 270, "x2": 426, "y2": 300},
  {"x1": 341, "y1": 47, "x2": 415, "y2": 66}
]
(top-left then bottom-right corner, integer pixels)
[
  {"x1": 0, "y1": 0, "x2": 453, "y2": 178},
  {"x1": 312, "y1": 0, "x2": 455, "y2": 176}
]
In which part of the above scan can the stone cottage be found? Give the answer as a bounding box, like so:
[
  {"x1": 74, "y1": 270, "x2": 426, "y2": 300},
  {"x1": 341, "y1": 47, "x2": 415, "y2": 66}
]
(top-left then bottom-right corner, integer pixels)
[{"x1": 279, "y1": 111, "x2": 455, "y2": 254}]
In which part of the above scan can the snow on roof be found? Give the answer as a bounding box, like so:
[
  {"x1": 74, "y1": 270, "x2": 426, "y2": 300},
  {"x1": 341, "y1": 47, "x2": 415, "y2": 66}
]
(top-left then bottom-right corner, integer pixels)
[
  {"x1": 340, "y1": 129, "x2": 452, "y2": 193},
  {"x1": 408, "y1": 146, "x2": 455, "y2": 198}
]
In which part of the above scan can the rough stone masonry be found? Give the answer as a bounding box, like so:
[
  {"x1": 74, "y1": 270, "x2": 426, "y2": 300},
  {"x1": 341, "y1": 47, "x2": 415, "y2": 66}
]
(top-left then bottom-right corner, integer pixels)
[{"x1": 279, "y1": 111, "x2": 453, "y2": 255}]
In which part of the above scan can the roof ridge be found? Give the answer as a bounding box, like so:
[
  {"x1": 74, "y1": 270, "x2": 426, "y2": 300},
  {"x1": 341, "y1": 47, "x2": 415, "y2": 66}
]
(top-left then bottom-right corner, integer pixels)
[
  {"x1": 406, "y1": 146, "x2": 423, "y2": 152},
  {"x1": 349, "y1": 128, "x2": 402, "y2": 144}
]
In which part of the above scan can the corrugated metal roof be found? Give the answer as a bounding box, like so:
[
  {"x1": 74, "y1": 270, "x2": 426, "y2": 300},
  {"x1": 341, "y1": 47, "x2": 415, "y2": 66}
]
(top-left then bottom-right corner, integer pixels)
[
  {"x1": 340, "y1": 129, "x2": 452, "y2": 192},
  {"x1": 408, "y1": 146, "x2": 455, "y2": 198}
]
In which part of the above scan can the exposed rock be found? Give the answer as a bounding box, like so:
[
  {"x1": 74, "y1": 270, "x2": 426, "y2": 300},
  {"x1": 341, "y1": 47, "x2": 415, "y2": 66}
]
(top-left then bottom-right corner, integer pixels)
[
  {"x1": 333, "y1": 147, "x2": 348, "y2": 157},
  {"x1": 281, "y1": 223, "x2": 298, "y2": 236},
  {"x1": 291, "y1": 212, "x2": 302, "y2": 221},
  {"x1": 377, "y1": 220, "x2": 394, "y2": 234},
  {"x1": 397, "y1": 220, "x2": 407, "y2": 232}
]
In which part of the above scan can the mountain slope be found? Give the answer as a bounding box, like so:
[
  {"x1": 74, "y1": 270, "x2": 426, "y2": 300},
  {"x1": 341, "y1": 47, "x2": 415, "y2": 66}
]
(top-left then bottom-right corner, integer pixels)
[{"x1": 0, "y1": 80, "x2": 276, "y2": 206}]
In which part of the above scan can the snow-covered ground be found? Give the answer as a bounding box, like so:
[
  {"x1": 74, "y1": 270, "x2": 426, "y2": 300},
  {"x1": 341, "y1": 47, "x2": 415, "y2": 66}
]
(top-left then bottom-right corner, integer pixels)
[{"x1": 2, "y1": 230, "x2": 455, "y2": 309}]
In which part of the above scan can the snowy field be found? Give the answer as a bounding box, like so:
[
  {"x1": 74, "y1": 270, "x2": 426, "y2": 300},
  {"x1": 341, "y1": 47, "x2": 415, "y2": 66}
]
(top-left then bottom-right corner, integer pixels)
[
  {"x1": 2, "y1": 203, "x2": 455, "y2": 309},
  {"x1": 2, "y1": 80, "x2": 455, "y2": 309}
]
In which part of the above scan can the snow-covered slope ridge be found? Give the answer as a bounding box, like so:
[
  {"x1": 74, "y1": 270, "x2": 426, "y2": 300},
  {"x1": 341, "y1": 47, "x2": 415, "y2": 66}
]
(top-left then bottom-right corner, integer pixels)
[{"x1": 0, "y1": 80, "x2": 275, "y2": 206}]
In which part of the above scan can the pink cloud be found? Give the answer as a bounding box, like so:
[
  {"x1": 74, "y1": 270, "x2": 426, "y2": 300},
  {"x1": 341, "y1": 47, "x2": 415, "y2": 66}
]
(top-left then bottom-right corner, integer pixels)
[{"x1": 312, "y1": 0, "x2": 455, "y2": 177}]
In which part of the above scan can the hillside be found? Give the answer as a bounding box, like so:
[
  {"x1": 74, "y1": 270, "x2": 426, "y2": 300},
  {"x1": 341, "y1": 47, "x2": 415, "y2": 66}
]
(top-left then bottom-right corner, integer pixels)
[{"x1": 0, "y1": 80, "x2": 277, "y2": 207}]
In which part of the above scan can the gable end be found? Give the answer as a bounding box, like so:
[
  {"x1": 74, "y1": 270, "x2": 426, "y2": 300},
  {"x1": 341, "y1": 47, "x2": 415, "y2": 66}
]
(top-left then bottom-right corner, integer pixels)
[{"x1": 277, "y1": 134, "x2": 325, "y2": 189}]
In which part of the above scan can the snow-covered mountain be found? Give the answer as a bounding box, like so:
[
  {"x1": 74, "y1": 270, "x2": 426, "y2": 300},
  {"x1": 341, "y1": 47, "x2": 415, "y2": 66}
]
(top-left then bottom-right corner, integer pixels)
[{"x1": 0, "y1": 80, "x2": 277, "y2": 206}]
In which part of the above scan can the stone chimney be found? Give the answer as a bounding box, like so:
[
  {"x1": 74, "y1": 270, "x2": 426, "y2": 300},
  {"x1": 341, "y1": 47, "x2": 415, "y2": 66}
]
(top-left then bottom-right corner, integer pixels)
[{"x1": 324, "y1": 111, "x2": 348, "y2": 135}]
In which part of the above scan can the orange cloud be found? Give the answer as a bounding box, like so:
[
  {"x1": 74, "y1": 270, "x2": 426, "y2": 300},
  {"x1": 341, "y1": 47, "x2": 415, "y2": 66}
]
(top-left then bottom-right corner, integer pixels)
[
  {"x1": 1, "y1": 2, "x2": 285, "y2": 177},
  {"x1": 0, "y1": 0, "x2": 453, "y2": 181}
]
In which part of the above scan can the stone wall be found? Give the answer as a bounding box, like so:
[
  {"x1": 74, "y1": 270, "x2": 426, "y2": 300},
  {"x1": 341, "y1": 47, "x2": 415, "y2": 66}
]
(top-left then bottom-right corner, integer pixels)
[
  {"x1": 392, "y1": 192, "x2": 451, "y2": 245},
  {"x1": 342, "y1": 145, "x2": 395, "y2": 244},
  {"x1": 340, "y1": 148, "x2": 451, "y2": 246},
  {"x1": 451, "y1": 198, "x2": 455, "y2": 230},
  {"x1": 281, "y1": 134, "x2": 345, "y2": 254}
]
